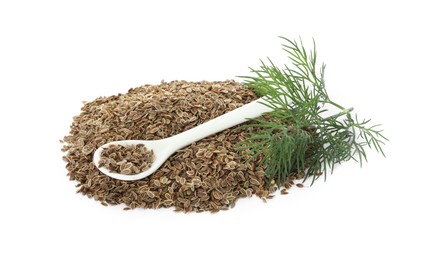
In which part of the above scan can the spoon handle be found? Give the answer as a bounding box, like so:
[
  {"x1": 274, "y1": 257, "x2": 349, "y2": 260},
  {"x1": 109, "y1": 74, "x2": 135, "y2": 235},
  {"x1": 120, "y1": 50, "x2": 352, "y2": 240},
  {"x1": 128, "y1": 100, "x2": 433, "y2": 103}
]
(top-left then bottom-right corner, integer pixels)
[{"x1": 166, "y1": 97, "x2": 276, "y2": 150}]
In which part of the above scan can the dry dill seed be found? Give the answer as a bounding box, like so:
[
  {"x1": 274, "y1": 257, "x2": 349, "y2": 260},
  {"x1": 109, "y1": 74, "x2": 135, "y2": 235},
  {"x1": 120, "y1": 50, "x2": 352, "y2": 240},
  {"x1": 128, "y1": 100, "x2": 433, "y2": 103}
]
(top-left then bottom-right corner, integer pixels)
[
  {"x1": 62, "y1": 80, "x2": 304, "y2": 213},
  {"x1": 98, "y1": 144, "x2": 154, "y2": 175}
]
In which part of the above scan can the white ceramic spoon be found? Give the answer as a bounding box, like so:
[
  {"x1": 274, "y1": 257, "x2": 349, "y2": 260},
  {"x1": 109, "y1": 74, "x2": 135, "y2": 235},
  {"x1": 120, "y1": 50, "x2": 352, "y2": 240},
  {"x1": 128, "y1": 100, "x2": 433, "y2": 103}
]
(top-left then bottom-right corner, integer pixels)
[{"x1": 93, "y1": 96, "x2": 288, "y2": 181}]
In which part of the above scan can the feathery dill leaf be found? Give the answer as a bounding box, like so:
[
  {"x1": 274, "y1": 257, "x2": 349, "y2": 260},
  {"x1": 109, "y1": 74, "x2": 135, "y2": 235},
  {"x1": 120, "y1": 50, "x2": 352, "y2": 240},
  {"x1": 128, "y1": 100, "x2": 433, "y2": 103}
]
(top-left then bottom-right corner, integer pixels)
[{"x1": 237, "y1": 37, "x2": 387, "y2": 186}]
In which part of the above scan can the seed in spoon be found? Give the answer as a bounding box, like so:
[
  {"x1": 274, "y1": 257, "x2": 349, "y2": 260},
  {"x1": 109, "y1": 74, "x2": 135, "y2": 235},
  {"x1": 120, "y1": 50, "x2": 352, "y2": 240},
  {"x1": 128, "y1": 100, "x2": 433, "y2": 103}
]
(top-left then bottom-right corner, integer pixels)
[{"x1": 98, "y1": 144, "x2": 154, "y2": 175}]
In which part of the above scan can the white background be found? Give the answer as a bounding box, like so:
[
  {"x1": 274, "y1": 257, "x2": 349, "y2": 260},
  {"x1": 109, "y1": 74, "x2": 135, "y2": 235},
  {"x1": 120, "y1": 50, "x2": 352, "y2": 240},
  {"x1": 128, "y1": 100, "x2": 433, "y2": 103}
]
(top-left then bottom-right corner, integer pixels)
[{"x1": 1, "y1": 0, "x2": 439, "y2": 259}]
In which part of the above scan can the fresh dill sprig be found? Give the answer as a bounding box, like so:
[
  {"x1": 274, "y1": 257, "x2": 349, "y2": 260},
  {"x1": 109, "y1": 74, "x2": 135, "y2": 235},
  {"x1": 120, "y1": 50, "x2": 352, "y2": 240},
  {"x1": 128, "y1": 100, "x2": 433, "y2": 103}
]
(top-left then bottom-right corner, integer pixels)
[{"x1": 237, "y1": 36, "x2": 387, "y2": 186}]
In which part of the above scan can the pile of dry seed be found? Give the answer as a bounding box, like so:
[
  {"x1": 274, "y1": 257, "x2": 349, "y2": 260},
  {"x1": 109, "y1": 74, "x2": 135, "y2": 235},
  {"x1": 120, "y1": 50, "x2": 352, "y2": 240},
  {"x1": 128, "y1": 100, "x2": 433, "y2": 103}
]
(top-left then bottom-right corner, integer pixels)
[
  {"x1": 98, "y1": 144, "x2": 154, "y2": 175},
  {"x1": 61, "y1": 80, "x2": 301, "y2": 212}
]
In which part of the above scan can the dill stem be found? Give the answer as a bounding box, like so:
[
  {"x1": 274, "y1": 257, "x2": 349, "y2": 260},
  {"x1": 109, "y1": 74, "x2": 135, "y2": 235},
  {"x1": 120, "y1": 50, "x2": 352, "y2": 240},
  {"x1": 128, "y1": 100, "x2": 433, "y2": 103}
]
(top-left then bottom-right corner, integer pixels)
[
  {"x1": 325, "y1": 99, "x2": 346, "y2": 111},
  {"x1": 322, "y1": 107, "x2": 354, "y2": 121}
]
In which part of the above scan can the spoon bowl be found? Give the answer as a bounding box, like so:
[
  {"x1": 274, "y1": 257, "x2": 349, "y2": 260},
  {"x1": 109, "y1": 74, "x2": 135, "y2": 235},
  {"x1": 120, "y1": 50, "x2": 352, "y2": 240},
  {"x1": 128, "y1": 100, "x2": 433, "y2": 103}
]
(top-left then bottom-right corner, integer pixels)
[{"x1": 93, "y1": 138, "x2": 176, "y2": 181}]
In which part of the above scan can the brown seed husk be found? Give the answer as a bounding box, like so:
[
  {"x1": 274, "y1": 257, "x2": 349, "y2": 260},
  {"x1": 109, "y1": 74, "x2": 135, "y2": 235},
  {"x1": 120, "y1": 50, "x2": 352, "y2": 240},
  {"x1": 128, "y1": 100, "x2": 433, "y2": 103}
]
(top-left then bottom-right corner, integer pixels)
[
  {"x1": 62, "y1": 80, "x2": 299, "y2": 212},
  {"x1": 98, "y1": 144, "x2": 154, "y2": 175}
]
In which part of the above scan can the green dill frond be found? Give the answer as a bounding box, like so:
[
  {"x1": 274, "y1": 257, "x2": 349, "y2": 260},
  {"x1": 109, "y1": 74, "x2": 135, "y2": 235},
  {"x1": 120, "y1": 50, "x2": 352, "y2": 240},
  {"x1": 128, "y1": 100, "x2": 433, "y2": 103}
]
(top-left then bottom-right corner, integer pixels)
[{"x1": 237, "y1": 37, "x2": 387, "y2": 186}]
